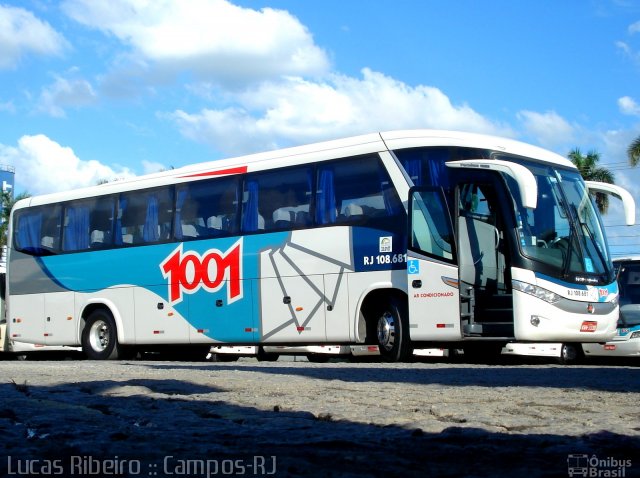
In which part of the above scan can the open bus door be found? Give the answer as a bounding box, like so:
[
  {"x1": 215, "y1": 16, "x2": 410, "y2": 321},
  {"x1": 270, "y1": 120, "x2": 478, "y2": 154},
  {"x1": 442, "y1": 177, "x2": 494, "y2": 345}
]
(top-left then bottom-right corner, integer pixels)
[
  {"x1": 406, "y1": 187, "x2": 461, "y2": 342},
  {"x1": 407, "y1": 160, "x2": 538, "y2": 344}
]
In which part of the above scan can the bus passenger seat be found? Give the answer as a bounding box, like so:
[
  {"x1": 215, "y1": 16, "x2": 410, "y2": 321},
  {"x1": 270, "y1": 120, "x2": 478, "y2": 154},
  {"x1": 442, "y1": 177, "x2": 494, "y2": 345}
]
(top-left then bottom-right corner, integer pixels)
[
  {"x1": 207, "y1": 215, "x2": 223, "y2": 230},
  {"x1": 295, "y1": 210, "x2": 311, "y2": 226},
  {"x1": 122, "y1": 234, "x2": 134, "y2": 244},
  {"x1": 41, "y1": 236, "x2": 54, "y2": 249},
  {"x1": 344, "y1": 203, "x2": 363, "y2": 217},
  {"x1": 90, "y1": 230, "x2": 104, "y2": 246},
  {"x1": 181, "y1": 224, "x2": 198, "y2": 238},
  {"x1": 273, "y1": 208, "x2": 294, "y2": 228}
]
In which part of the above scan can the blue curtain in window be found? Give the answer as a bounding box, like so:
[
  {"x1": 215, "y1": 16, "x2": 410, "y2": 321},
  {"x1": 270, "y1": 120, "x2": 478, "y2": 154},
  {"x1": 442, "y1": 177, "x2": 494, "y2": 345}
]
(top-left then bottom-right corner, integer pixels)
[
  {"x1": 428, "y1": 149, "x2": 449, "y2": 188},
  {"x1": 63, "y1": 205, "x2": 90, "y2": 251},
  {"x1": 17, "y1": 213, "x2": 42, "y2": 251},
  {"x1": 114, "y1": 196, "x2": 127, "y2": 245},
  {"x1": 143, "y1": 194, "x2": 159, "y2": 242},
  {"x1": 174, "y1": 187, "x2": 188, "y2": 240},
  {"x1": 242, "y1": 180, "x2": 259, "y2": 232},
  {"x1": 402, "y1": 157, "x2": 423, "y2": 186},
  {"x1": 316, "y1": 167, "x2": 336, "y2": 225},
  {"x1": 378, "y1": 168, "x2": 402, "y2": 216}
]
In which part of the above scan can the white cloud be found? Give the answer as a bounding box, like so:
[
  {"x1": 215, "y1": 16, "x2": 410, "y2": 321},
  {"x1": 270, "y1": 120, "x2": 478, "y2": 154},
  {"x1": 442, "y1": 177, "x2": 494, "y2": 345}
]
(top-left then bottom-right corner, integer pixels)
[
  {"x1": 516, "y1": 110, "x2": 575, "y2": 149},
  {"x1": 37, "y1": 75, "x2": 98, "y2": 117},
  {"x1": 141, "y1": 159, "x2": 168, "y2": 174},
  {"x1": 618, "y1": 96, "x2": 640, "y2": 116},
  {"x1": 62, "y1": 0, "x2": 330, "y2": 85},
  {"x1": 0, "y1": 135, "x2": 134, "y2": 195},
  {"x1": 166, "y1": 68, "x2": 514, "y2": 156},
  {"x1": 629, "y1": 21, "x2": 640, "y2": 35},
  {"x1": 0, "y1": 5, "x2": 68, "y2": 69}
]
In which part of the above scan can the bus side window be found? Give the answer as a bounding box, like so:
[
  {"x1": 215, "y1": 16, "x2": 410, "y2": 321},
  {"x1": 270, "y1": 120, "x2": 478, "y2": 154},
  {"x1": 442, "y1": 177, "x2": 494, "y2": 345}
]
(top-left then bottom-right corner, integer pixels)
[
  {"x1": 118, "y1": 187, "x2": 173, "y2": 245},
  {"x1": 14, "y1": 206, "x2": 62, "y2": 255},
  {"x1": 89, "y1": 197, "x2": 115, "y2": 248},
  {"x1": 176, "y1": 176, "x2": 240, "y2": 241},
  {"x1": 241, "y1": 166, "x2": 312, "y2": 233},
  {"x1": 322, "y1": 154, "x2": 404, "y2": 233}
]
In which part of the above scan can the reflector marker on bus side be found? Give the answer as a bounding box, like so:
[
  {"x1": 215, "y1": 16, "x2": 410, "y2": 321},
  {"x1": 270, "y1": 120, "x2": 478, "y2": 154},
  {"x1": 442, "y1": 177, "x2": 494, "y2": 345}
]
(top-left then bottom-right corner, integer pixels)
[
  {"x1": 153, "y1": 330, "x2": 165, "y2": 334},
  {"x1": 244, "y1": 328, "x2": 257, "y2": 332},
  {"x1": 436, "y1": 324, "x2": 454, "y2": 328}
]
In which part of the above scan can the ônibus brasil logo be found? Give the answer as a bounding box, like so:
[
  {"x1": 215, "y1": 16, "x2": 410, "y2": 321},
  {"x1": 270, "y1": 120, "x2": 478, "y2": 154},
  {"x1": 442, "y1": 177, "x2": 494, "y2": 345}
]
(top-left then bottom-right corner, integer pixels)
[{"x1": 160, "y1": 239, "x2": 243, "y2": 305}]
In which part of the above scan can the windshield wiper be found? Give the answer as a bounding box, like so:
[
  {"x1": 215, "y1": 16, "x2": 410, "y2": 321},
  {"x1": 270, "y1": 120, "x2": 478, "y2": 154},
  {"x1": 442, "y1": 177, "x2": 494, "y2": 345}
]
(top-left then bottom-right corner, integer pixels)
[{"x1": 571, "y1": 204, "x2": 607, "y2": 275}]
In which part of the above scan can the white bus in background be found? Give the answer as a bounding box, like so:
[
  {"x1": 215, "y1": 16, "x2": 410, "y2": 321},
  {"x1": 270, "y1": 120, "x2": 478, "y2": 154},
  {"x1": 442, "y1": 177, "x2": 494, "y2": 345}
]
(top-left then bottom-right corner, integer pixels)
[
  {"x1": 6, "y1": 130, "x2": 636, "y2": 362},
  {"x1": 582, "y1": 256, "x2": 640, "y2": 359},
  {"x1": 502, "y1": 256, "x2": 640, "y2": 363}
]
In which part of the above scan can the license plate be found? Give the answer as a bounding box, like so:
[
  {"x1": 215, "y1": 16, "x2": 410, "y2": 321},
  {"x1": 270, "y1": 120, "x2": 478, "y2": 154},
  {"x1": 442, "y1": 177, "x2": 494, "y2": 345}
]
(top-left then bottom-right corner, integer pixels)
[{"x1": 580, "y1": 321, "x2": 597, "y2": 332}]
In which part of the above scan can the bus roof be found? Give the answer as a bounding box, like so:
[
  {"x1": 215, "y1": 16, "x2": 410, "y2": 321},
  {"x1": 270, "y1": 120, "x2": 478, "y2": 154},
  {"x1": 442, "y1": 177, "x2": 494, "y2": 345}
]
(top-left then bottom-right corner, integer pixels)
[{"x1": 14, "y1": 129, "x2": 575, "y2": 209}]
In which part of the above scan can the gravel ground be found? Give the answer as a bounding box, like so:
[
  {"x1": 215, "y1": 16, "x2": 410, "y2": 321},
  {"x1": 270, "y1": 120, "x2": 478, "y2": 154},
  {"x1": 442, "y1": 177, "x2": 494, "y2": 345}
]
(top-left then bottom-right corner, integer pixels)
[{"x1": 0, "y1": 357, "x2": 638, "y2": 477}]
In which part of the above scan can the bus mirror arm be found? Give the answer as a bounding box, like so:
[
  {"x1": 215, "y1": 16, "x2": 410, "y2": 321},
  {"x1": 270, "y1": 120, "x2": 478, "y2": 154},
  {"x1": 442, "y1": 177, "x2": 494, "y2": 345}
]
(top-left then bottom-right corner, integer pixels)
[
  {"x1": 445, "y1": 159, "x2": 538, "y2": 209},
  {"x1": 585, "y1": 181, "x2": 636, "y2": 226}
]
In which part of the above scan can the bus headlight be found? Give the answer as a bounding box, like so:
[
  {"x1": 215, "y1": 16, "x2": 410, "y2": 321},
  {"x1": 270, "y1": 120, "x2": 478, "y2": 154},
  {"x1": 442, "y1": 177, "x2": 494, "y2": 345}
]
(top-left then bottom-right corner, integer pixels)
[
  {"x1": 512, "y1": 280, "x2": 561, "y2": 304},
  {"x1": 630, "y1": 331, "x2": 640, "y2": 340}
]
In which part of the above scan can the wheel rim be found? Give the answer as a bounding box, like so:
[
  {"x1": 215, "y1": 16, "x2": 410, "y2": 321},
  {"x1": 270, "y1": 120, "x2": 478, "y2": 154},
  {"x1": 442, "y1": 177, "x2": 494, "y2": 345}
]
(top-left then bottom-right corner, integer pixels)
[
  {"x1": 88, "y1": 319, "x2": 110, "y2": 352},
  {"x1": 377, "y1": 311, "x2": 396, "y2": 352}
]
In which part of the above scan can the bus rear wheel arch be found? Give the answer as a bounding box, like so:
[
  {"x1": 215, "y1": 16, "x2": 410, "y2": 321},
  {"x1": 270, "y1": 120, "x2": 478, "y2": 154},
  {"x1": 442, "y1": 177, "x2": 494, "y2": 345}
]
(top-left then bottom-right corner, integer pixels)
[{"x1": 81, "y1": 308, "x2": 123, "y2": 360}]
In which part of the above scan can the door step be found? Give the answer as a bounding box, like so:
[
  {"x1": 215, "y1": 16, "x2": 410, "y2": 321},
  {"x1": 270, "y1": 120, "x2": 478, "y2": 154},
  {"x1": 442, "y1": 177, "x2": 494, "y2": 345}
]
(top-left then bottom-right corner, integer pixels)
[{"x1": 463, "y1": 322, "x2": 514, "y2": 337}]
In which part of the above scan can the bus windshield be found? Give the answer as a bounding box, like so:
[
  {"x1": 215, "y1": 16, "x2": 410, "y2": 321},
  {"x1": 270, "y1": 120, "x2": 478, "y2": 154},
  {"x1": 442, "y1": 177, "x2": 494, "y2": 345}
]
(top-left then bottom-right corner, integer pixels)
[{"x1": 511, "y1": 163, "x2": 612, "y2": 278}]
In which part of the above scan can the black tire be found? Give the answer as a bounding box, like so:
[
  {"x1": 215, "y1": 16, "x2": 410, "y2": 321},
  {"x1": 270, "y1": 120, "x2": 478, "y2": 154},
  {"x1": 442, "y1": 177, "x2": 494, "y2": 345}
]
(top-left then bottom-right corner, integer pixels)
[
  {"x1": 256, "y1": 347, "x2": 279, "y2": 362},
  {"x1": 558, "y1": 343, "x2": 583, "y2": 365},
  {"x1": 209, "y1": 353, "x2": 240, "y2": 362},
  {"x1": 81, "y1": 309, "x2": 122, "y2": 360},
  {"x1": 375, "y1": 297, "x2": 412, "y2": 362},
  {"x1": 306, "y1": 353, "x2": 330, "y2": 363}
]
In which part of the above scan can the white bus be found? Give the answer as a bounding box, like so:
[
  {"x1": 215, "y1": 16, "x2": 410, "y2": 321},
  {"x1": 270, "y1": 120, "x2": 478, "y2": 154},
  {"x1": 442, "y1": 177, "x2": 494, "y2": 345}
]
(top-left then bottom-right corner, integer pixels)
[
  {"x1": 6, "y1": 130, "x2": 635, "y2": 362},
  {"x1": 501, "y1": 256, "x2": 640, "y2": 363}
]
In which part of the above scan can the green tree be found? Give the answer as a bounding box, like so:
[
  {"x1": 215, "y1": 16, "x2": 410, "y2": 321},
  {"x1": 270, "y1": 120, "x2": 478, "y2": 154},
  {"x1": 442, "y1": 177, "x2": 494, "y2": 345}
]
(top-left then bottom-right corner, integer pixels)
[
  {"x1": 628, "y1": 134, "x2": 640, "y2": 167},
  {"x1": 567, "y1": 148, "x2": 614, "y2": 214},
  {"x1": 1, "y1": 191, "x2": 31, "y2": 249}
]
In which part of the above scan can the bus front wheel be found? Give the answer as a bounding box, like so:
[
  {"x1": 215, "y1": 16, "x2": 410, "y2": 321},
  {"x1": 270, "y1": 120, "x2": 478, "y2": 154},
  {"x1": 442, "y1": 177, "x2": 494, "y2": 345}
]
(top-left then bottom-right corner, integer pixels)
[
  {"x1": 375, "y1": 298, "x2": 412, "y2": 362},
  {"x1": 82, "y1": 309, "x2": 123, "y2": 360}
]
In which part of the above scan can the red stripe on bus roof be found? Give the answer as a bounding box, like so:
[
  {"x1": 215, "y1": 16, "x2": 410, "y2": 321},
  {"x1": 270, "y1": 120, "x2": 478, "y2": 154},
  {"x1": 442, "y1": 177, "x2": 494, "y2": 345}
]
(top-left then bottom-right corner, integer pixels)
[{"x1": 178, "y1": 166, "x2": 247, "y2": 178}]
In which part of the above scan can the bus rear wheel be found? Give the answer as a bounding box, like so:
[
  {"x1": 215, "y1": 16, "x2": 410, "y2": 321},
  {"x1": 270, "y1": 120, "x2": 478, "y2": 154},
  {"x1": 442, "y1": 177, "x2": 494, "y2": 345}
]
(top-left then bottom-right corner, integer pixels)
[
  {"x1": 82, "y1": 309, "x2": 122, "y2": 360},
  {"x1": 375, "y1": 298, "x2": 412, "y2": 362}
]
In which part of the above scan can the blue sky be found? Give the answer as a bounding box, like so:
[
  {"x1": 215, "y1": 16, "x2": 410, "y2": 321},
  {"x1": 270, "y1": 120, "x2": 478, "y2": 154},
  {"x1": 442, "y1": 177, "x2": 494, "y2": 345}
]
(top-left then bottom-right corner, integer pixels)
[{"x1": 1, "y1": 0, "x2": 640, "y2": 256}]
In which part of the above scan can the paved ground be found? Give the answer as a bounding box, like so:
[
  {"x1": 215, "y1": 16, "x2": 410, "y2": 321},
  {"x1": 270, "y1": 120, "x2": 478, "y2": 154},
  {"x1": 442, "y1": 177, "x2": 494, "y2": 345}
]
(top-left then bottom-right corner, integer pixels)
[{"x1": 0, "y1": 357, "x2": 638, "y2": 477}]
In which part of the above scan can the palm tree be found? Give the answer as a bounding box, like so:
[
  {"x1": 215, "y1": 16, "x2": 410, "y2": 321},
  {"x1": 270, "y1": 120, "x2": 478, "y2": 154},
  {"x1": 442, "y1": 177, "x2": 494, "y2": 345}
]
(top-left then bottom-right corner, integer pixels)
[
  {"x1": 0, "y1": 191, "x2": 31, "y2": 249},
  {"x1": 567, "y1": 148, "x2": 614, "y2": 214},
  {"x1": 628, "y1": 134, "x2": 640, "y2": 167}
]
